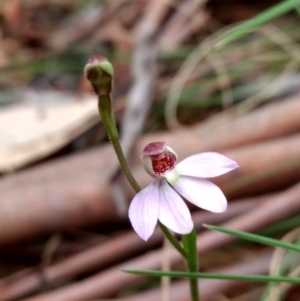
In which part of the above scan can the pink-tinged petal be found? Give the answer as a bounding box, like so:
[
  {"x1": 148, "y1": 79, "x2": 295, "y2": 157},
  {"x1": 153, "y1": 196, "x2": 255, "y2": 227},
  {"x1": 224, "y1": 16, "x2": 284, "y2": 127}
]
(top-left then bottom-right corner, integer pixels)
[
  {"x1": 158, "y1": 180, "x2": 193, "y2": 234},
  {"x1": 172, "y1": 176, "x2": 227, "y2": 213},
  {"x1": 141, "y1": 156, "x2": 156, "y2": 178},
  {"x1": 128, "y1": 181, "x2": 160, "y2": 241},
  {"x1": 177, "y1": 152, "x2": 239, "y2": 178},
  {"x1": 141, "y1": 142, "x2": 166, "y2": 158}
]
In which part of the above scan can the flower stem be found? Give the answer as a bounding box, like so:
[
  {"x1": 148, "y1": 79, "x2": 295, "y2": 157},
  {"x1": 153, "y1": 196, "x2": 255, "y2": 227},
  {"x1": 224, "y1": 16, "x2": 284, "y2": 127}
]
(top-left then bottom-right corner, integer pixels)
[
  {"x1": 99, "y1": 96, "x2": 140, "y2": 193},
  {"x1": 159, "y1": 222, "x2": 187, "y2": 258},
  {"x1": 182, "y1": 229, "x2": 200, "y2": 301},
  {"x1": 98, "y1": 95, "x2": 186, "y2": 257}
]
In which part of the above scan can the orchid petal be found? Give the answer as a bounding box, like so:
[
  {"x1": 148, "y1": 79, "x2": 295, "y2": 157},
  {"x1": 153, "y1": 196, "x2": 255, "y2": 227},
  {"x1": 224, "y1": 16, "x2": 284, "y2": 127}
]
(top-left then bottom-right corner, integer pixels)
[
  {"x1": 176, "y1": 152, "x2": 239, "y2": 178},
  {"x1": 141, "y1": 141, "x2": 166, "y2": 158},
  {"x1": 172, "y1": 176, "x2": 227, "y2": 213},
  {"x1": 158, "y1": 180, "x2": 193, "y2": 234},
  {"x1": 128, "y1": 181, "x2": 159, "y2": 241}
]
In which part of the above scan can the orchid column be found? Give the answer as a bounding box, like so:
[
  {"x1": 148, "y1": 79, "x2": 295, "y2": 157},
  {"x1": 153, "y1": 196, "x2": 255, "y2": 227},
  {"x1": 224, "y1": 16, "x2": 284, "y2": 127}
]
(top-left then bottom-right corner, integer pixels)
[{"x1": 84, "y1": 55, "x2": 239, "y2": 301}]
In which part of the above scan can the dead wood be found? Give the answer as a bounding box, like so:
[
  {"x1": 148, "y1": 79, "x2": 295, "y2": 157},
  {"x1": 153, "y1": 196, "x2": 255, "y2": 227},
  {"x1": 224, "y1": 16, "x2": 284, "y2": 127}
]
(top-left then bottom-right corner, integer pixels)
[
  {"x1": 110, "y1": 0, "x2": 161, "y2": 216},
  {"x1": 47, "y1": 1, "x2": 129, "y2": 51},
  {"x1": 0, "y1": 95, "x2": 300, "y2": 245},
  {"x1": 21, "y1": 182, "x2": 300, "y2": 300},
  {"x1": 217, "y1": 133, "x2": 300, "y2": 198},
  {"x1": 159, "y1": 0, "x2": 209, "y2": 50},
  {"x1": 0, "y1": 200, "x2": 254, "y2": 301},
  {"x1": 138, "y1": 94, "x2": 300, "y2": 157}
]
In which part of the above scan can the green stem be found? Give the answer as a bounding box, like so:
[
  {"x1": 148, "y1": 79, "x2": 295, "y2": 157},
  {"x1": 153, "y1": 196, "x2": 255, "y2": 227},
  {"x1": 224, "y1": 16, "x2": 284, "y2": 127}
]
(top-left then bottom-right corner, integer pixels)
[
  {"x1": 98, "y1": 95, "x2": 186, "y2": 256},
  {"x1": 182, "y1": 230, "x2": 200, "y2": 301},
  {"x1": 99, "y1": 96, "x2": 140, "y2": 192},
  {"x1": 159, "y1": 222, "x2": 187, "y2": 258}
]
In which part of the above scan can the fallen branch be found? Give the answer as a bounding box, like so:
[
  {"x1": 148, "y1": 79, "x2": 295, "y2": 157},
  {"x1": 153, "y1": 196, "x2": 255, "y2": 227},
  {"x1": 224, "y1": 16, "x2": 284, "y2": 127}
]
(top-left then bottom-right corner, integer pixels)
[
  {"x1": 22, "y1": 182, "x2": 300, "y2": 300},
  {"x1": 0, "y1": 95, "x2": 300, "y2": 244},
  {"x1": 110, "y1": 0, "x2": 160, "y2": 216},
  {"x1": 138, "y1": 93, "x2": 300, "y2": 157},
  {"x1": 0, "y1": 199, "x2": 254, "y2": 301}
]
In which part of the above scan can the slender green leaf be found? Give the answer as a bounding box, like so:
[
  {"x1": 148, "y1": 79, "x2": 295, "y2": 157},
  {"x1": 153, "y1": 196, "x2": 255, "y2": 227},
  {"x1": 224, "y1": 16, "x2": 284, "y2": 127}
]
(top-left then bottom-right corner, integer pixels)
[
  {"x1": 204, "y1": 224, "x2": 300, "y2": 252},
  {"x1": 258, "y1": 214, "x2": 300, "y2": 237},
  {"x1": 261, "y1": 237, "x2": 300, "y2": 300},
  {"x1": 294, "y1": 5, "x2": 300, "y2": 16},
  {"x1": 125, "y1": 269, "x2": 300, "y2": 284},
  {"x1": 218, "y1": 0, "x2": 300, "y2": 46}
]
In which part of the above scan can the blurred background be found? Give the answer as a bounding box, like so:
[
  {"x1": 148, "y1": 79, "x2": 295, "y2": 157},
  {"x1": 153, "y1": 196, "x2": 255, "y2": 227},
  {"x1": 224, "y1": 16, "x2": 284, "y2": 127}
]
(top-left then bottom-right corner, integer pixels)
[{"x1": 1, "y1": 0, "x2": 300, "y2": 300}]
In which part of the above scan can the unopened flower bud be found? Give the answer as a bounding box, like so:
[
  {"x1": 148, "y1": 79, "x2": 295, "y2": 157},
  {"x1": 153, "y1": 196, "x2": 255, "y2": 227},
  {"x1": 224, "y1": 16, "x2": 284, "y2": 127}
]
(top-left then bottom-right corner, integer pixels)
[{"x1": 84, "y1": 55, "x2": 114, "y2": 95}]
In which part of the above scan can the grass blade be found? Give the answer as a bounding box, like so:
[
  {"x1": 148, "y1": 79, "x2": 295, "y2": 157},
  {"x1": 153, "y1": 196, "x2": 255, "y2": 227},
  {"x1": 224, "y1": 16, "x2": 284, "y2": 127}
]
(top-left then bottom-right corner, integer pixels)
[
  {"x1": 218, "y1": 0, "x2": 300, "y2": 46},
  {"x1": 125, "y1": 269, "x2": 300, "y2": 284},
  {"x1": 204, "y1": 224, "x2": 300, "y2": 252}
]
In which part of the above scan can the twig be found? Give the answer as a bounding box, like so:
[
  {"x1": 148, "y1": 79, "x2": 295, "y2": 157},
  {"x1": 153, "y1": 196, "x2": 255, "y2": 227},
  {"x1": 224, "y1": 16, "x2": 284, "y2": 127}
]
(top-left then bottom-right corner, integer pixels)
[
  {"x1": 1, "y1": 200, "x2": 254, "y2": 301},
  {"x1": 1, "y1": 94, "x2": 300, "y2": 246},
  {"x1": 110, "y1": 0, "x2": 161, "y2": 215},
  {"x1": 21, "y1": 183, "x2": 300, "y2": 300},
  {"x1": 160, "y1": 0, "x2": 208, "y2": 50},
  {"x1": 161, "y1": 238, "x2": 171, "y2": 301}
]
